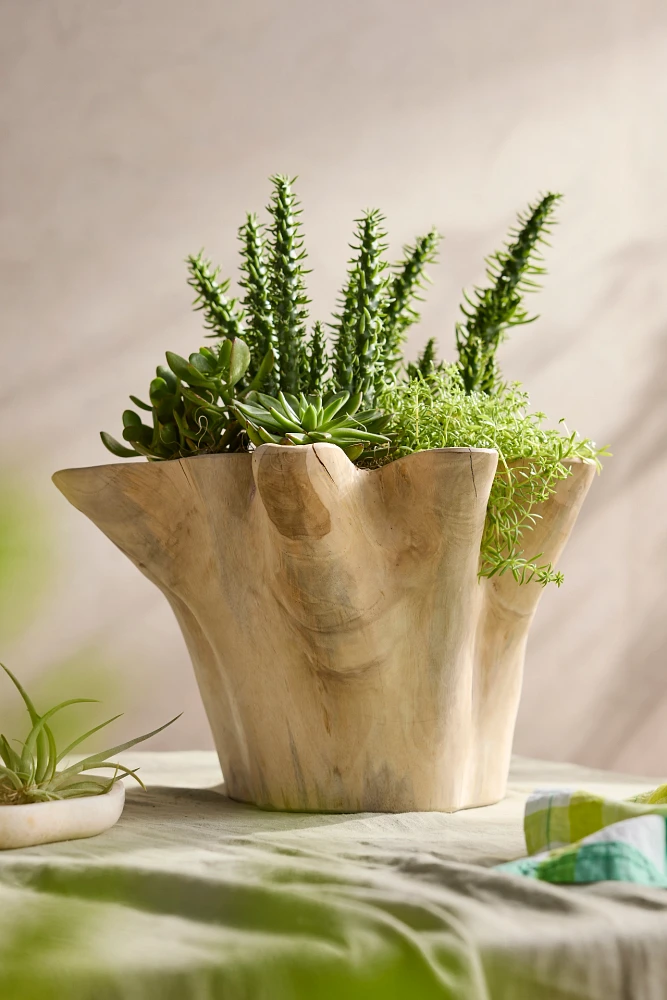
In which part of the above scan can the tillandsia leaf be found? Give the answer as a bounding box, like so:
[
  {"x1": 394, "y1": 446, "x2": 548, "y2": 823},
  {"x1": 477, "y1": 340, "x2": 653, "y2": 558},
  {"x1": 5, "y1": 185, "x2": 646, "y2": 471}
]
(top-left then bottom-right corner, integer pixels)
[
  {"x1": 382, "y1": 228, "x2": 441, "y2": 375},
  {"x1": 62, "y1": 762, "x2": 146, "y2": 790},
  {"x1": 267, "y1": 175, "x2": 310, "y2": 396},
  {"x1": 456, "y1": 192, "x2": 562, "y2": 394},
  {"x1": 56, "y1": 713, "x2": 124, "y2": 763},
  {"x1": 0, "y1": 764, "x2": 23, "y2": 790},
  {"x1": 0, "y1": 668, "x2": 182, "y2": 804},
  {"x1": 0, "y1": 734, "x2": 22, "y2": 771},
  {"x1": 55, "y1": 713, "x2": 183, "y2": 782},
  {"x1": 19, "y1": 698, "x2": 98, "y2": 782},
  {"x1": 186, "y1": 251, "x2": 246, "y2": 341},
  {"x1": 0, "y1": 663, "x2": 55, "y2": 790},
  {"x1": 55, "y1": 779, "x2": 117, "y2": 799}
]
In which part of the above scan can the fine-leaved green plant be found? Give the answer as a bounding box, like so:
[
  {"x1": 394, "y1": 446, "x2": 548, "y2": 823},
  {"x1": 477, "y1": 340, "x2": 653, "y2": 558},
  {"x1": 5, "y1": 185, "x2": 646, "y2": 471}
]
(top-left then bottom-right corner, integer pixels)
[
  {"x1": 374, "y1": 369, "x2": 606, "y2": 584},
  {"x1": 0, "y1": 664, "x2": 179, "y2": 805}
]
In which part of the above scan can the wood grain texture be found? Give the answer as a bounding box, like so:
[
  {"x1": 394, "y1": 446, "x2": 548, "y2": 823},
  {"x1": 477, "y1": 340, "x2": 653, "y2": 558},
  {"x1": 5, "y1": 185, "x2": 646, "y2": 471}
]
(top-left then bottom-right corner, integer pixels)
[{"x1": 53, "y1": 445, "x2": 595, "y2": 812}]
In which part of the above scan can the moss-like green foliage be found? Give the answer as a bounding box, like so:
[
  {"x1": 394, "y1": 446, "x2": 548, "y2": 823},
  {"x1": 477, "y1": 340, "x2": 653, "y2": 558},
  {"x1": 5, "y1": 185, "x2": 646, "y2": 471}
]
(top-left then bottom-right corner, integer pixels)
[{"x1": 374, "y1": 369, "x2": 606, "y2": 584}]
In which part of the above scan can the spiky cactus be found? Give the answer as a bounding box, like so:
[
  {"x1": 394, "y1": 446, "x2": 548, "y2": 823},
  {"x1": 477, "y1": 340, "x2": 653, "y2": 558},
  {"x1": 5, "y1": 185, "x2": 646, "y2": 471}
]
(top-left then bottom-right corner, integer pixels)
[
  {"x1": 102, "y1": 175, "x2": 564, "y2": 473},
  {"x1": 456, "y1": 193, "x2": 561, "y2": 393},
  {"x1": 382, "y1": 228, "x2": 440, "y2": 373},
  {"x1": 238, "y1": 213, "x2": 278, "y2": 392},
  {"x1": 187, "y1": 252, "x2": 245, "y2": 342},
  {"x1": 266, "y1": 175, "x2": 310, "y2": 396}
]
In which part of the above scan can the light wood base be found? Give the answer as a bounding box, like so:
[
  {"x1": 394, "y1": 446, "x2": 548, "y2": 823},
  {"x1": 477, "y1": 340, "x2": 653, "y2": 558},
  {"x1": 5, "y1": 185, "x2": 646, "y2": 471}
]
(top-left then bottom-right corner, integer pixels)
[{"x1": 54, "y1": 445, "x2": 594, "y2": 812}]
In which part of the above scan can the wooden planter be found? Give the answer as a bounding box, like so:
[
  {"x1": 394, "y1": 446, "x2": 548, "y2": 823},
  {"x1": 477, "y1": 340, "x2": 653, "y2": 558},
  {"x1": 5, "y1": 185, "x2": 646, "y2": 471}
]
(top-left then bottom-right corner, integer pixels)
[{"x1": 54, "y1": 444, "x2": 594, "y2": 813}]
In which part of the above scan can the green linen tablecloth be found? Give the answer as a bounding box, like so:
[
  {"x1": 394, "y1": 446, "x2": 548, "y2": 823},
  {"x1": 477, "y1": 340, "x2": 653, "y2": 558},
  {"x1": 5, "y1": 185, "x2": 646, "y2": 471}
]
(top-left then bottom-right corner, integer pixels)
[{"x1": 1, "y1": 752, "x2": 666, "y2": 1000}]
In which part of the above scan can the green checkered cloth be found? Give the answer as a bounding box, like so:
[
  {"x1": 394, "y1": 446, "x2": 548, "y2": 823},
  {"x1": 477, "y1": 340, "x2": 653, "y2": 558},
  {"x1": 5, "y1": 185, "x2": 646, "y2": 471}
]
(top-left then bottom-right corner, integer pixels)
[{"x1": 499, "y1": 783, "x2": 667, "y2": 885}]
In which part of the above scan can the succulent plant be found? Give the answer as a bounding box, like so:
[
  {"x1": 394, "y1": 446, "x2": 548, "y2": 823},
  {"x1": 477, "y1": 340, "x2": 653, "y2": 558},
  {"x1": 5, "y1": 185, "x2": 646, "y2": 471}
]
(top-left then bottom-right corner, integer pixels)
[
  {"x1": 102, "y1": 175, "x2": 440, "y2": 462},
  {"x1": 0, "y1": 664, "x2": 179, "y2": 804},
  {"x1": 98, "y1": 178, "x2": 605, "y2": 587},
  {"x1": 234, "y1": 389, "x2": 391, "y2": 461},
  {"x1": 101, "y1": 336, "x2": 269, "y2": 460}
]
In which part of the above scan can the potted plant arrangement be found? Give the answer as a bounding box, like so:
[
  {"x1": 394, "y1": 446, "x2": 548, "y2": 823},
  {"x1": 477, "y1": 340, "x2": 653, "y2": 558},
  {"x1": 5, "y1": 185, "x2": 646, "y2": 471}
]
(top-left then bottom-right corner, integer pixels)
[
  {"x1": 54, "y1": 176, "x2": 604, "y2": 813},
  {"x1": 0, "y1": 664, "x2": 177, "y2": 848}
]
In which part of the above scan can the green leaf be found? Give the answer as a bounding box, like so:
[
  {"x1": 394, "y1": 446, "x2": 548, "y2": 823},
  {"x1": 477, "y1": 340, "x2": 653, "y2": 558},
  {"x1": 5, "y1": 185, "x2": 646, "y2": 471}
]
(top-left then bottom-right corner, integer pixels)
[
  {"x1": 56, "y1": 780, "x2": 113, "y2": 799},
  {"x1": 122, "y1": 424, "x2": 153, "y2": 447},
  {"x1": 245, "y1": 348, "x2": 276, "y2": 393},
  {"x1": 0, "y1": 734, "x2": 21, "y2": 771},
  {"x1": 0, "y1": 663, "x2": 52, "y2": 785},
  {"x1": 0, "y1": 763, "x2": 23, "y2": 791},
  {"x1": 301, "y1": 404, "x2": 319, "y2": 432},
  {"x1": 122, "y1": 410, "x2": 142, "y2": 428},
  {"x1": 100, "y1": 432, "x2": 139, "y2": 459},
  {"x1": 129, "y1": 395, "x2": 153, "y2": 412},
  {"x1": 156, "y1": 366, "x2": 178, "y2": 393},
  {"x1": 268, "y1": 406, "x2": 302, "y2": 434},
  {"x1": 338, "y1": 391, "x2": 363, "y2": 417},
  {"x1": 228, "y1": 338, "x2": 251, "y2": 386},
  {"x1": 321, "y1": 392, "x2": 350, "y2": 424},
  {"x1": 189, "y1": 352, "x2": 215, "y2": 374},
  {"x1": 20, "y1": 698, "x2": 98, "y2": 779},
  {"x1": 218, "y1": 339, "x2": 233, "y2": 369},
  {"x1": 165, "y1": 351, "x2": 212, "y2": 388},
  {"x1": 65, "y1": 761, "x2": 146, "y2": 790},
  {"x1": 55, "y1": 714, "x2": 182, "y2": 781},
  {"x1": 56, "y1": 713, "x2": 123, "y2": 764}
]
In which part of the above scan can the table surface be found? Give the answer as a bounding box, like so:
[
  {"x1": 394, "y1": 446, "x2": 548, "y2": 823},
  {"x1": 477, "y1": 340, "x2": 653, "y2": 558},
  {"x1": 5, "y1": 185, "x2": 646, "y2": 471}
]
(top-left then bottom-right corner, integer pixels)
[{"x1": 1, "y1": 752, "x2": 666, "y2": 1000}]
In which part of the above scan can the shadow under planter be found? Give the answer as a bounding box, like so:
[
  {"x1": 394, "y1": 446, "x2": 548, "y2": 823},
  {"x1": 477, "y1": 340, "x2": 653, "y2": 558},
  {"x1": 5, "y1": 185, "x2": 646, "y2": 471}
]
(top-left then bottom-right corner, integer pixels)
[{"x1": 53, "y1": 444, "x2": 594, "y2": 813}]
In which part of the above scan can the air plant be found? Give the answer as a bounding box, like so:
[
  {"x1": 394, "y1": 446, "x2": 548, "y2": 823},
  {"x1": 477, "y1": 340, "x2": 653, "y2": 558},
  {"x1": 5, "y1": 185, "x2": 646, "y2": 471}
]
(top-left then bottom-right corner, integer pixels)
[{"x1": 0, "y1": 664, "x2": 179, "y2": 805}]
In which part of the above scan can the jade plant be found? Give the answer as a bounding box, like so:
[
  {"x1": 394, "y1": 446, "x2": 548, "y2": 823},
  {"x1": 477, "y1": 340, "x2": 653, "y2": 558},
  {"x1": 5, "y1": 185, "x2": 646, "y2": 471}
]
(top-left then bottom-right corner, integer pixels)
[
  {"x1": 0, "y1": 664, "x2": 179, "y2": 804},
  {"x1": 101, "y1": 175, "x2": 605, "y2": 585}
]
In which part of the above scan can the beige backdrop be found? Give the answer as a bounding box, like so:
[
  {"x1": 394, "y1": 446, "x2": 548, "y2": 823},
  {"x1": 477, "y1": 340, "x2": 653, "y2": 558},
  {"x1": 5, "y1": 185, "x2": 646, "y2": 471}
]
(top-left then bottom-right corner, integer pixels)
[{"x1": 1, "y1": 1, "x2": 666, "y2": 774}]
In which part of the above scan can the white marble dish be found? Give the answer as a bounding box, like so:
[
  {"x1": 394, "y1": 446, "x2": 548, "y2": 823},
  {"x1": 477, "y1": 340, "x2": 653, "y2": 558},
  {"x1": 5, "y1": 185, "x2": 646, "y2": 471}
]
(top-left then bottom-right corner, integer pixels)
[{"x1": 0, "y1": 781, "x2": 125, "y2": 850}]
